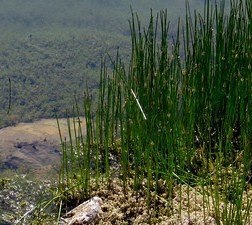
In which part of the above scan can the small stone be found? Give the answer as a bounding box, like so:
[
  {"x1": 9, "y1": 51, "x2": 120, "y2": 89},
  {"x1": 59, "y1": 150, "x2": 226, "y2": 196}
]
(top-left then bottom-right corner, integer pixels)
[{"x1": 61, "y1": 196, "x2": 103, "y2": 225}]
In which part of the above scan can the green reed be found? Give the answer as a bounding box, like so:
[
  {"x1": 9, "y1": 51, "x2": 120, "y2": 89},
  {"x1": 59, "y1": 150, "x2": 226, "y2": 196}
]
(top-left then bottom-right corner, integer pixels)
[{"x1": 57, "y1": 0, "x2": 251, "y2": 223}]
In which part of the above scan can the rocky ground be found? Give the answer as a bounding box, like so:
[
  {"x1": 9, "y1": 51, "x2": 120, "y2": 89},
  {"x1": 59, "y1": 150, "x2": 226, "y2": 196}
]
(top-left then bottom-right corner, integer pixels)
[
  {"x1": 1, "y1": 173, "x2": 252, "y2": 224},
  {"x1": 89, "y1": 177, "x2": 252, "y2": 225}
]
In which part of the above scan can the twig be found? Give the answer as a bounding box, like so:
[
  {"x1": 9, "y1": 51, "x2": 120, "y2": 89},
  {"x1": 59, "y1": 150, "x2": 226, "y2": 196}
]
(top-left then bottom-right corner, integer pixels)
[{"x1": 131, "y1": 89, "x2": 147, "y2": 120}]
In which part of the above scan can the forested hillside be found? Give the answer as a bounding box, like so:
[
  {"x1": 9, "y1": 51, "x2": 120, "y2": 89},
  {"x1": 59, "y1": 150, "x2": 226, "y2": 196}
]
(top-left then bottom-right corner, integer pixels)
[
  {"x1": 0, "y1": 28, "x2": 130, "y2": 126},
  {"x1": 0, "y1": 0, "x2": 205, "y2": 127}
]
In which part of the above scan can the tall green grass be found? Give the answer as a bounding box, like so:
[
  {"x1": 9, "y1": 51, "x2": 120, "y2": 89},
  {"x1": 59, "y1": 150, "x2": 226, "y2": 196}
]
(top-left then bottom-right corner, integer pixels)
[{"x1": 57, "y1": 0, "x2": 251, "y2": 223}]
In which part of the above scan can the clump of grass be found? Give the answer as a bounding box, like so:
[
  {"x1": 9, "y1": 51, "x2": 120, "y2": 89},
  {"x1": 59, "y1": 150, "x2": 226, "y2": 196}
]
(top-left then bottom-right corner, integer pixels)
[{"x1": 57, "y1": 0, "x2": 251, "y2": 223}]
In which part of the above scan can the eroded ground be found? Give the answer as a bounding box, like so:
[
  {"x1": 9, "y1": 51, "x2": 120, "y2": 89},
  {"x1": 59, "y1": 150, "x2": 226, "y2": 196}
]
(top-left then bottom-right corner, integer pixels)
[{"x1": 0, "y1": 118, "x2": 86, "y2": 178}]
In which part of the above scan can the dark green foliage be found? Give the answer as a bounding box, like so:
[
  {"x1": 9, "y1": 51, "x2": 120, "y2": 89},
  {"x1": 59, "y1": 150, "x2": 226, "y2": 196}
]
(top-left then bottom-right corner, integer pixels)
[
  {"x1": 0, "y1": 0, "x2": 205, "y2": 127},
  {"x1": 0, "y1": 29, "x2": 130, "y2": 126}
]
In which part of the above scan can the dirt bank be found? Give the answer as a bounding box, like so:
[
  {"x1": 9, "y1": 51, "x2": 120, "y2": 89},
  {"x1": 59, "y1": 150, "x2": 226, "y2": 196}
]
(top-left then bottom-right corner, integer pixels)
[{"x1": 0, "y1": 118, "x2": 86, "y2": 178}]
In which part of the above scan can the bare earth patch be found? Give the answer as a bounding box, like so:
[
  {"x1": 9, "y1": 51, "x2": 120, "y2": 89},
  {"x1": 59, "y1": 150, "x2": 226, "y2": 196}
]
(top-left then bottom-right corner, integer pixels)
[{"x1": 0, "y1": 118, "x2": 85, "y2": 179}]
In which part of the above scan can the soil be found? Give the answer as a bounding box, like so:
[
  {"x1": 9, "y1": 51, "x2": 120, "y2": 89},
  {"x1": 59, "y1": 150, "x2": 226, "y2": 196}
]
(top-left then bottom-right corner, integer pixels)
[{"x1": 0, "y1": 118, "x2": 86, "y2": 179}]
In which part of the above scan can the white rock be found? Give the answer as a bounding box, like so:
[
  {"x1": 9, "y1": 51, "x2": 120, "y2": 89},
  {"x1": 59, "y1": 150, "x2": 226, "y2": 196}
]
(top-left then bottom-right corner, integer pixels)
[{"x1": 61, "y1": 196, "x2": 103, "y2": 225}]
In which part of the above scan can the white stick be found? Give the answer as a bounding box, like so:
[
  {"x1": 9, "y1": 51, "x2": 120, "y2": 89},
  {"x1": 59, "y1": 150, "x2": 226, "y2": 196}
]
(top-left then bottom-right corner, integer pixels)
[{"x1": 131, "y1": 89, "x2": 147, "y2": 120}]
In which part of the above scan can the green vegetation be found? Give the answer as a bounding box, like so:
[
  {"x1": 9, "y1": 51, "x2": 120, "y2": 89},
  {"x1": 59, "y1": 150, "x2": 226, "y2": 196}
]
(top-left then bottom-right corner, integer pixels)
[
  {"x1": 1, "y1": 0, "x2": 251, "y2": 224},
  {"x1": 53, "y1": 0, "x2": 252, "y2": 224},
  {"x1": 0, "y1": 28, "x2": 130, "y2": 126},
  {"x1": 0, "y1": 0, "x2": 204, "y2": 127}
]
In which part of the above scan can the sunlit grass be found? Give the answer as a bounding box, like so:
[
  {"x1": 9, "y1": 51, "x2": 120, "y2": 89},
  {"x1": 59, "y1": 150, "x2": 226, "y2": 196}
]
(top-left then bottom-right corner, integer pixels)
[{"x1": 56, "y1": 0, "x2": 252, "y2": 224}]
